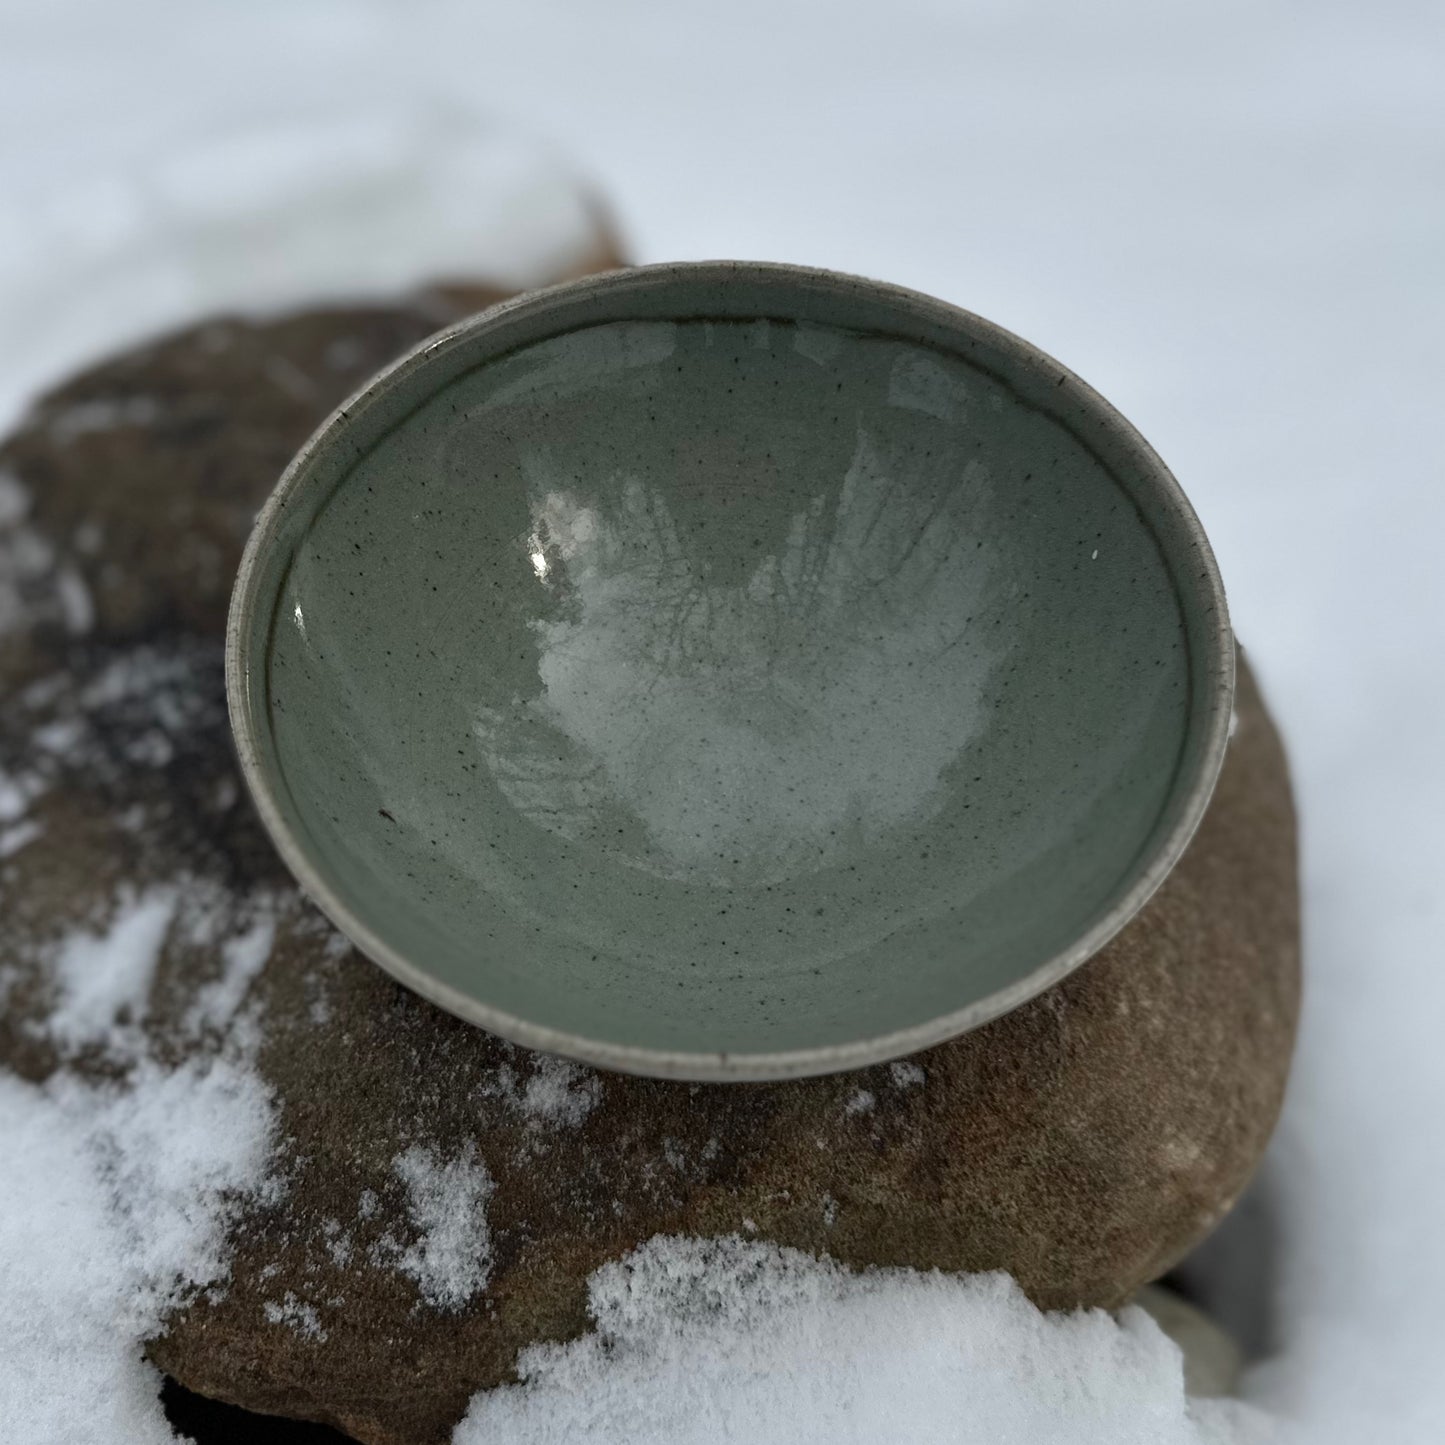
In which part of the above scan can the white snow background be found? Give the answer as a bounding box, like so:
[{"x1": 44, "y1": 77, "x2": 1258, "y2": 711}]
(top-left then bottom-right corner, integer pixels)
[{"x1": 1, "y1": 0, "x2": 1442, "y2": 1441}]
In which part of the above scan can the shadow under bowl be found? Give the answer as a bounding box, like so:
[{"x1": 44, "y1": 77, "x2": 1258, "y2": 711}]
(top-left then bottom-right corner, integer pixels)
[{"x1": 226, "y1": 261, "x2": 1232, "y2": 1080}]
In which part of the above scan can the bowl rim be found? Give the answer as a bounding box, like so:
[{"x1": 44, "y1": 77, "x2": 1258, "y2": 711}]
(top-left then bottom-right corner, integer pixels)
[{"x1": 226, "y1": 258, "x2": 1234, "y2": 1081}]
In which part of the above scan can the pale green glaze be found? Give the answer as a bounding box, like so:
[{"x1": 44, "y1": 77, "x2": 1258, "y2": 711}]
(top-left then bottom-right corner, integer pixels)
[{"x1": 227, "y1": 263, "x2": 1232, "y2": 1079}]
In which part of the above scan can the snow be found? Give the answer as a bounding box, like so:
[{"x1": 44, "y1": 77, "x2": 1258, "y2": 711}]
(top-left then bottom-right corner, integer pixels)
[
  {"x1": 0, "y1": 1072, "x2": 179, "y2": 1445},
  {"x1": 0, "y1": 100, "x2": 608, "y2": 433},
  {"x1": 47, "y1": 887, "x2": 179, "y2": 1057},
  {"x1": 391, "y1": 1143, "x2": 497, "y2": 1312},
  {"x1": 0, "y1": 817, "x2": 42, "y2": 858},
  {"x1": 183, "y1": 915, "x2": 277, "y2": 1035},
  {"x1": 0, "y1": 1056, "x2": 279, "y2": 1445},
  {"x1": 475, "y1": 1050, "x2": 603, "y2": 1132},
  {"x1": 0, "y1": 770, "x2": 32, "y2": 822},
  {"x1": 53, "y1": 567, "x2": 93, "y2": 635},
  {"x1": 45, "y1": 397, "x2": 162, "y2": 445},
  {"x1": 454, "y1": 1236, "x2": 1271, "y2": 1445},
  {"x1": 0, "y1": 515, "x2": 57, "y2": 637},
  {"x1": 85, "y1": 1056, "x2": 281, "y2": 1328},
  {"x1": 2, "y1": 856, "x2": 282, "y2": 1434},
  {"x1": 263, "y1": 1292, "x2": 327, "y2": 1343},
  {"x1": 518, "y1": 1054, "x2": 602, "y2": 1128},
  {"x1": 0, "y1": 0, "x2": 1442, "y2": 1440}
]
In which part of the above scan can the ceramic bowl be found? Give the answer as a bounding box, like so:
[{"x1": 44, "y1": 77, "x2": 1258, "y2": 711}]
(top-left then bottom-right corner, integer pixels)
[{"x1": 227, "y1": 261, "x2": 1232, "y2": 1080}]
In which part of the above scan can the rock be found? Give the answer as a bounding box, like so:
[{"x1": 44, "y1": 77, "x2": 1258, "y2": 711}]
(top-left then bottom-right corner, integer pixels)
[{"x1": 0, "y1": 281, "x2": 1299, "y2": 1445}]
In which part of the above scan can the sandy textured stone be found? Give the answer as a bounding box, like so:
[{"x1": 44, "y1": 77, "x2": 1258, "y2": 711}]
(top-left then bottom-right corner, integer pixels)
[{"x1": 0, "y1": 279, "x2": 1299, "y2": 1445}]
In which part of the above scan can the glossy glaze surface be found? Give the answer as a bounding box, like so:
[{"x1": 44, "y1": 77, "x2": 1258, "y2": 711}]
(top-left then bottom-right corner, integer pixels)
[{"x1": 229, "y1": 264, "x2": 1230, "y2": 1076}]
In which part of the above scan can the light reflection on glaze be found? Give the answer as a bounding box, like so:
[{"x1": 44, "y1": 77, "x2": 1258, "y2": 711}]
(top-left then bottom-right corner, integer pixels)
[{"x1": 474, "y1": 421, "x2": 1011, "y2": 886}]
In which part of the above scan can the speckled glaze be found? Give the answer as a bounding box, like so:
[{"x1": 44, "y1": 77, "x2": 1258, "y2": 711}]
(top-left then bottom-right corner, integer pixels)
[{"x1": 227, "y1": 262, "x2": 1232, "y2": 1080}]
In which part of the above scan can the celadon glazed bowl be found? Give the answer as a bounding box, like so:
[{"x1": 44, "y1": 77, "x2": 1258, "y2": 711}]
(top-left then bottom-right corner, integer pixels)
[{"x1": 227, "y1": 261, "x2": 1232, "y2": 1080}]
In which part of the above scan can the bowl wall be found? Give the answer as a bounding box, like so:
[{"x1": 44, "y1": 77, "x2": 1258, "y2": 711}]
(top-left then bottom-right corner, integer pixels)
[{"x1": 227, "y1": 262, "x2": 1232, "y2": 1078}]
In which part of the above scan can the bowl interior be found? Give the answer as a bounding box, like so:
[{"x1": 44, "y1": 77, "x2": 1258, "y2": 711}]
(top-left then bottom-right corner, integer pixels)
[{"x1": 232, "y1": 265, "x2": 1226, "y2": 1076}]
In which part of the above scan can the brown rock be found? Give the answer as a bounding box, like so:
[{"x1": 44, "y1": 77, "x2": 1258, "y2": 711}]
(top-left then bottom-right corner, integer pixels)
[{"x1": 0, "y1": 280, "x2": 1299, "y2": 1445}]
